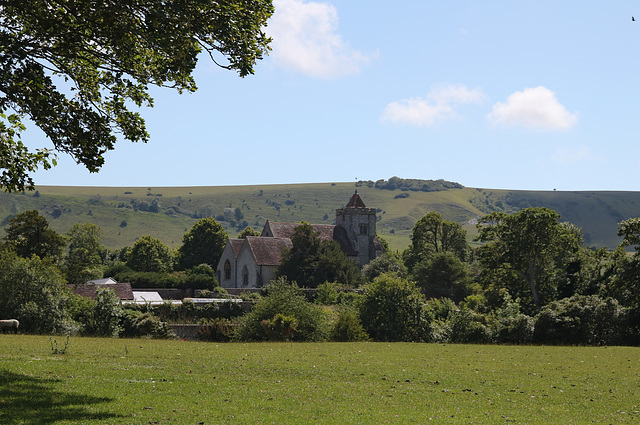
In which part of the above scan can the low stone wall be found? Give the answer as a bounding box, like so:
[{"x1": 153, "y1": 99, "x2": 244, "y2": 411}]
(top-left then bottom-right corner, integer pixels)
[{"x1": 168, "y1": 324, "x2": 201, "y2": 340}]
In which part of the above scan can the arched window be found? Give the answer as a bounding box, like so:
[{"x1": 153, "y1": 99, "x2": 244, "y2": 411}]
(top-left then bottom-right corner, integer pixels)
[
  {"x1": 242, "y1": 266, "x2": 249, "y2": 286},
  {"x1": 224, "y1": 260, "x2": 231, "y2": 280}
]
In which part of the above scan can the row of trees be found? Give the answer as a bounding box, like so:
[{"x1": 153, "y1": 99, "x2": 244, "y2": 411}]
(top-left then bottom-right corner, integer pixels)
[
  {"x1": 3, "y1": 205, "x2": 640, "y2": 345},
  {"x1": 0, "y1": 210, "x2": 231, "y2": 287}
]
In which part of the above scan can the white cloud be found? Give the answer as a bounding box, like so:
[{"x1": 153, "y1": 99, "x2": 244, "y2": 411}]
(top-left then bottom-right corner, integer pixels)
[
  {"x1": 268, "y1": 0, "x2": 374, "y2": 78},
  {"x1": 487, "y1": 86, "x2": 578, "y2": 131},
  {"x1": 381, "y1": 84, "x2": 485, "y2": 127},
  {"x1": 551, "y1": 146, "x2": 595, "y2": 165}
]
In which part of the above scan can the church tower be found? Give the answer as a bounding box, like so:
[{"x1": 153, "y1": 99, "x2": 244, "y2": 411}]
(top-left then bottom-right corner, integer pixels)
[{"x1": 335, "y1": 191, "x2": 379, "y2": 267}]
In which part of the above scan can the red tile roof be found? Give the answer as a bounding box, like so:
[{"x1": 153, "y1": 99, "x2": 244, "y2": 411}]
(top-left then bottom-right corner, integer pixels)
[{"x1": 346, "y1": 191, "x2": 367, "y2": 208}]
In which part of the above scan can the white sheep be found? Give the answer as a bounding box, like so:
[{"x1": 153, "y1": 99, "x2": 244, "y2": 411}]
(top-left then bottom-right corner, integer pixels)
[{"x1": 0, "y1": 319, "x2": 19, "y2": 334}]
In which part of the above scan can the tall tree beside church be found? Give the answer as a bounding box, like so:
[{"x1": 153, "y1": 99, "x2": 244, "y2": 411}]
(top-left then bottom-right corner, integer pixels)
[
  {"x1": 476, "y1": 207, "x2": 583, "y2": 312},
  {"x1": 3, "y1": 210, "x2": 66, "y2": 261},
  {"x1": 277, "y1": 223, "x2": 363, "y2": 288},
  {"x1": 127, "y1": 236, "x2": 173, "y2": 273},
  {"x1": 404, "y1": 211, "x2": 469, "y2": 272},
  {"x1": 176, "y1": 217, "x2": 228, "y2": 270},
  {"x1": 0, "y1": 0, "x2": 274, "y2": 191}
]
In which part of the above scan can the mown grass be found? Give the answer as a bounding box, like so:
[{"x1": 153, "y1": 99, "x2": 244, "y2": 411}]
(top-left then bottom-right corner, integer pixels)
[{"x1": 1, "y1": 335, "x2": 639, "y2": 424}]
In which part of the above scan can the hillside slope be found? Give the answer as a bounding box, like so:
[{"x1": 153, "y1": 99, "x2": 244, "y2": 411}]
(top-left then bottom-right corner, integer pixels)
[{"x1": 1, "y1": 183, "x2": 639, "y2": 252}]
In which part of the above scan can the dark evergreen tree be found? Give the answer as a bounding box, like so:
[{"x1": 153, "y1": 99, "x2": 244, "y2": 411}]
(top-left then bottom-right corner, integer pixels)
[{"x1": 276, "y1": 222, "x2": 363, "y2": 288}]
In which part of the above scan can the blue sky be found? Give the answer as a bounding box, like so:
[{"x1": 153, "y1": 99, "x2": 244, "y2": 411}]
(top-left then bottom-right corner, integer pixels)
[{"x1": 27, "y1": 1, "x2": 640, "y2": 190}]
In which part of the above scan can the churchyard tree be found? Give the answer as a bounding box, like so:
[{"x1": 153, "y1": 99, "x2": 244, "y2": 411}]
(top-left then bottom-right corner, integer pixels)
[
  {"x1": 277, "y1": 222, "x2": 363, "y2": 288},
  {"x1": 176, "y1": 217, "x2": 228, "y2": 270},
  {"x1": 126, "y1": 235, "x2": 173, "y2": 273}
]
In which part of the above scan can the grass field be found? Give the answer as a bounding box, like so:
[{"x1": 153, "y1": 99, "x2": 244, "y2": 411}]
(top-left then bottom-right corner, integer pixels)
[{"x1": 1, "y1": 336, "x2": 639, "y2": 424}]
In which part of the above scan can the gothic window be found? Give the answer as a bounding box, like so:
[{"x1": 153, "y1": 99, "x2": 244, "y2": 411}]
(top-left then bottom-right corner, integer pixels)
[
  {"x1": 242, "y1": 266, "x2": 249, "y2": 286},
  {"x1": 360, "y1": 224, "x2": 368, "y2": 235},
  {"x1": 224, "y1": 260, "x2": 231, "y2": 280}
]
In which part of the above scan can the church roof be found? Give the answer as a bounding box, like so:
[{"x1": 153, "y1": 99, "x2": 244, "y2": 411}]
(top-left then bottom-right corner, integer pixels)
[
  {"x1": 245, "y1": 237, "x2": 293, "y2": 266},
  {"x1": 228, "y1": 238, "x2": 245, "y2": 258},
  {"x1": 345, "y1": 191, "x2": 367, "y2": 208},
  {"x1": 262, "y1": 221, "x2": 336, "y2": 240}
]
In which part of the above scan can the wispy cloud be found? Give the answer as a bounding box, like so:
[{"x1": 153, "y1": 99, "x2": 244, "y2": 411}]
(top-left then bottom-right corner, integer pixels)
[
  {"x1": 267, "y1": 0, "x2": 375, "y2": 79},
  {"x1": 487, "y1": 86, "x2": 578, "y2": 131},
  {"x1": 381, "y1": 84, "x2": 485, "y2": 127}
]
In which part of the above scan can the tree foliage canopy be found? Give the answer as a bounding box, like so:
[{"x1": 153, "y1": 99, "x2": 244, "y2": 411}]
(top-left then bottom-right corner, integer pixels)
[
  {"x1": 404, "y1": 211, "x2": 469, "y2": 271},
  {"x1": 277, "y1": 222, "x2": 363, "y2": 288},
  {"x1": 476, "y1": 207, "x2": 583, "y2": 311},
  {"x1": 177, "y1": 217, "x2": 227, "y2": 270},
  {"x1": 0, "y1": 0, "x2": 274, "y2": 191},
  {"x1": 3, "y1": 209, "x2": 66, "y2": 260},
  {"x1": 126, "y1": 235, "x2": 172, "y2": 273}
]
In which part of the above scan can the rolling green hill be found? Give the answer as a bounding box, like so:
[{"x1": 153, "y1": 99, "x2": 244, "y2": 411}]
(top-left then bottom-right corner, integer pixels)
[{"x1": 1, "y1": 181, "x2": 639, "y2": 252}]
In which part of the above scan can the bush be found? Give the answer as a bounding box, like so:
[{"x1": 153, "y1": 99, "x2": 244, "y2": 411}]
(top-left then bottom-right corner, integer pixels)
[
  {"x1": 492, "y1": 294, "x2": 534, "y2": 344},
  {"x1": 261, "y1": 313, "x2": 298, "y2": 341},
  {"x1": 234, "y1": 277, "x2": 330, "y2": 341},
  {"x1": 533, "y1": 295, "x2": 628, "y2": 345},
  {"x1": 358, "y1": 274, "x2": 429, "y2": 342},
  {"x1": 447, "y1": 309, "x2": 492, "y2": 344},
  {"x1": 198, "y1": 318, "x2": 238, "y2": 342},
  {"x1": 362, "y1": 252, "x2": 407, "y2": 281},
  {"x1": 0, "y1": 250, "x2": 75, "y2": 334},
  {"x1": 331, "y1": 309, "x2": 369, "y2": 342},
  {"x1": 120, "y1": 309, "x2": 173, "y2": 338},
  {"x1": 314, "y1": 282, "x2": 339, "y2": 305},
  {"x1": 90, "y1": 286, "x2": 124, "y2": 337}
]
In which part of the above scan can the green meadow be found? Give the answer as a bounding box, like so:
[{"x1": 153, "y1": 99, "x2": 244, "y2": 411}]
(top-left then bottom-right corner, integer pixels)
[{"x1": 1, "y1": 335, "x2": 638, "y2": 424}]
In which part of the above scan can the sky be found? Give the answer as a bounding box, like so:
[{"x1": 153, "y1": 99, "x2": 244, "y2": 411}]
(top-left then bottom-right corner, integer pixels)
[{"x1": 25, "y1": 1, "x2": 640, "y2": 191}]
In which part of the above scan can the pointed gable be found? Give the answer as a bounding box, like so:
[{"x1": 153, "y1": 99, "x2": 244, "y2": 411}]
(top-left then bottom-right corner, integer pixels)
[
  {"x1": 346, "y1": 190, "x2": 367, "y2": 208},
  {"x1": 228, "y1": 238, "x2": 244, "y2": 258}
]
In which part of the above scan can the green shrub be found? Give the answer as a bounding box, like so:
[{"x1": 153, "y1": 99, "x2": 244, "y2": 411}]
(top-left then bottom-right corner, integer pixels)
[
  {"x1": 358, "y1": 274, "x2": 430, "y2": 342},
  {"x1": 533, "y1": 295, "x2": 628, "y2": 345},
  {"x1": 331, "y1": 309, "x2": 369, "y2": 342},
  {"x1": 90, "y1": 286, "x2": 124, "y2": 337},
  {"x1": 234, "y1": 277, "x2": 330, "y2": 342},
  {"x1": 314, "y1": 282, "x2": 339, "y2": 305},
  {"x1": 447, "y1": 309, "x2": 492, "y2": 344},
  {"x1": 261, "y1": 313, "x2": 298, "y2": 341},
  {"x1": 198, "y1": 318, "x2": 238, "y2": 342},
  {"x1": 0, "y1": 250, "x2": 75, "y2": 334},
  {"x1": 492, "y1": 294, "x2": 534, "y2": 344},
  {"x1": 119, "y1": 309, "x2": 172, "y2": 338}
]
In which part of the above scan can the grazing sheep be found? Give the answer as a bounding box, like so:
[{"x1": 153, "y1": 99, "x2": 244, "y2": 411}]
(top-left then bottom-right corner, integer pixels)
[{"x1": 0, "y1": 319, "x2": 19, "y2": 334}]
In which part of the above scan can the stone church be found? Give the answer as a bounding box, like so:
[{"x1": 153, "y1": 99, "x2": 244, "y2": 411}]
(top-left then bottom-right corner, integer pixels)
[{"x1": 216, "y1": 191, "x2": 382, "y2": 289}]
